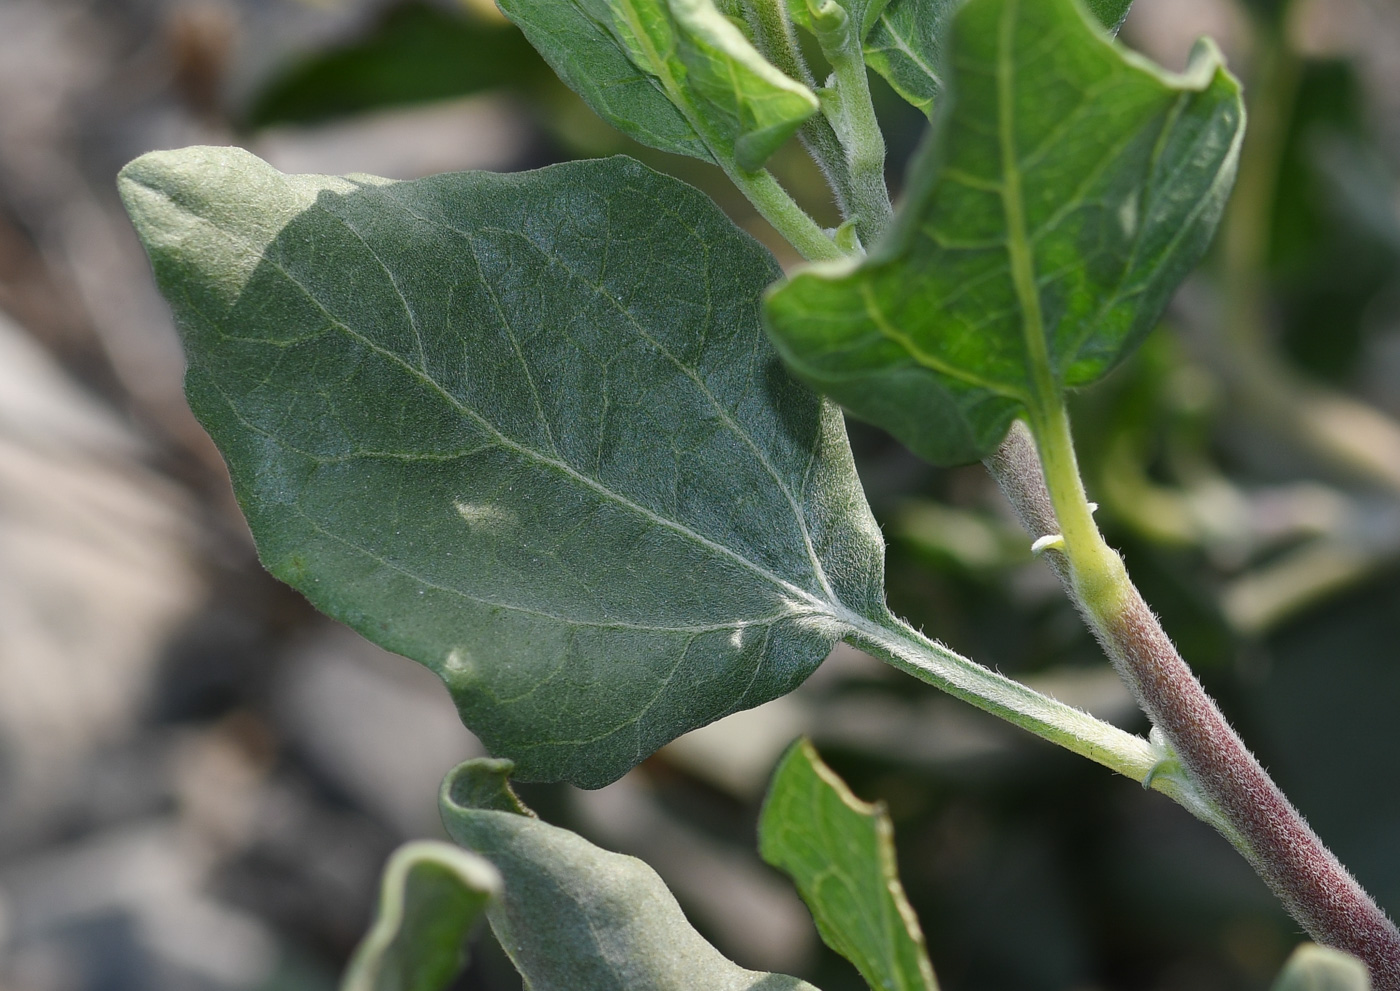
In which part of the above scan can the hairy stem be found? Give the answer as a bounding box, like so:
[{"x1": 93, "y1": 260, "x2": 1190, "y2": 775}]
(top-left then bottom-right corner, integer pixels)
[
  {"x1": 838, "y1": 609, "x2": 1224, "y2": 830},
  {"x1": 987, "y1": 420, "x2": 1400, "y2": 988},
  {"x1": 722, "y1": 163, "x2": 845, "y2": 261},
  {"x1": 810, "y1": 5, "x2": 894, "y2": 244},
  {"x1": 739, "y1": 0, "x2": 861, "y2": 219},
  {"x1": 608, "y1": 0, "x2": 843, "y2": 263},
  {"x1": 825, "y1": 45, "x2": 893, "y2": 243}
]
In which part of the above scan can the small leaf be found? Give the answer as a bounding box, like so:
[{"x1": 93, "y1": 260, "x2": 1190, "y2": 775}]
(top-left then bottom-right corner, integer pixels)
[
  {"x1": 441, "y1": 759, "x2": 825, "y2": 991},
  {"x1": 768, "y1": 0, "x2": 1244, "y2": 464},
  {"x1": 1271, "y1": 944, "x2": 1371, "y2": 991},
  {"x1": 864, "y1": 0, "x2": 1136, "y2": 118},
  {"x1": 119, "y1": 147, "x2": 884, "y2": 788},
  {"x1": 341, "y1": 840, "x2": 501, "y2": 991},
  {"x1": 862, "y1": 0, "x2": 956, "y2": 116},
  {"x1": 760, "y1": 739, "x2": 937, "y2": 991},
  {"x1": 499, "y1": 0, "x2": 818, "y2": 169}
]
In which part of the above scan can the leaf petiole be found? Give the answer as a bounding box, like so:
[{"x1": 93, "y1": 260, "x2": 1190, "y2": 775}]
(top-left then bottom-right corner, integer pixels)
[
  {"x1": 1026, "y1": 397, "x2": 1131, "y2": 615},
  {"x1": 839, "y1": 608, "x2": 1226, "y2": 832},
  {"x1": 723, "y1": 161, "x2": 848, "y2": 261}
]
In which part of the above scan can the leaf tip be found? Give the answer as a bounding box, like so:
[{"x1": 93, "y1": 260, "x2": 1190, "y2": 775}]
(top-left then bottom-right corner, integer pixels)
[{"x1": 441, "y1": 758, "x2": 536, "y2": 818}]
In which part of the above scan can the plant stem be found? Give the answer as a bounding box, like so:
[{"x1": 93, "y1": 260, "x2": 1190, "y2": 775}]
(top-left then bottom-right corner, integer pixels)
[
  {"x1": 1025, "y1": 399, "x2": 1129, "y2": 614},
  {"x1": 825, "y1": 46, "x2": 893, "y2": 244},
  {"x1": 987, "y1": 419, "x2": 1400, "y2": 988},
  {"x1": 810, "y1": 6, "x2": 894, "y2": 244},
  {"x1": 838, "y1": 609, "x2": 1226, "y2": 832},
  {"x1": 739, "y1": 0, "x2": 861, "y2": 220},
  {"x1": 722, "y1": 163, "x2": 846, "y2": 261},
  {"x1": 607, "y1": 0, "x2": 844, "y2": 263}
]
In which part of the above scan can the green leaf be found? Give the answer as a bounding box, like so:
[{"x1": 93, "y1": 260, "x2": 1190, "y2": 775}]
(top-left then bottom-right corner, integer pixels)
[
  {"x1": 862, "y1": 0, "x2": 956, "y2": 116},
  {"x1": 341, "y1": 840, "x2": 501, "y2": 991},
  {"x1": 244, "y1": 3, "x2": 549, "y2": 129},
  {"x1": 1083, "y1": 0, "x2": 1135, "y2": 32},
  {"x1": 768, "y1": 0, "x2": 1244, "y2": 465},
  {"x1": 760, "y1": 739, "x2": 937, "y2": 991},
  {"x1": 864, "y1": 0, "x2": 1135, "y2": 118},
  {"x1": 441, "y1": 759, "x2": 825, "y2": 991},
  {"x1": 1271, "y1": 944, "x2": 1371, "y2": 991},
  {"x1": 498, "y1": 0, "x2": 818, "y2": 170},
  {"x1": 119, "y1": 147, "x2": 885, "y2": 788}
]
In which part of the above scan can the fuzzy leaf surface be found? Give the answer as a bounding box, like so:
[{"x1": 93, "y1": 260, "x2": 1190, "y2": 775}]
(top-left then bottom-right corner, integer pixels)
[
  {"x1": 760, "y1": 739, "x2": 937, "y2": 991},
  {"x1": 769, "y1": 0, "x2": 1244, "y2": 464},
  {"x1": 441, "y1": 759, "x2": 825, "y2": 991},
  {"x1": 864, "y1": 0, "x2": 1134, "y2": 119},
  {"x1": 499, "y1": 0, "x2": 817, "y2": 169},
  {"x1": 341, "y1": 841, "x2": 501, "y2": 991},
  {"x1": 120, "y1": 147, "x2": 884, "y2": 787}
]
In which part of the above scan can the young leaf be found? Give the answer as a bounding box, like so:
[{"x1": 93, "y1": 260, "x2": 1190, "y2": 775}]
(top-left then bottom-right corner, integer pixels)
[
  {"x1": 119, "y1": 147, "x2": 885, "y2": 788},
  {"x1": 341, "y1": 840, "x2": 501, "y2": 991},
  {"x1": 498, "y1": 0, "x2": 818, "y2": 170},
  {"x1": 767, "y1": 0, "x2": 1244, "y2": 465},
  {"x1": 864, "y1": 0, "x2": 1136, "y2": 118},
  {"x1": 1271, "y1": 944, "x2": 1371, "y2": 991},
  {"x1": 440, "y1": 759, "x2": 825, "y2": 991},
  {"x1": 862, "y1": 0, "x2": 956, "y2": 117},
  {"x1": 760, "y1": 739, "x2": 937, "y2": 991}
]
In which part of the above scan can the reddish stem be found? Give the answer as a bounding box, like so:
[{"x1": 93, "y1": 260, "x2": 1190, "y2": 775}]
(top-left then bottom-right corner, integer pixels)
[{"x1": 987, "y1": 420, "x2": 1400, "y2": 988}]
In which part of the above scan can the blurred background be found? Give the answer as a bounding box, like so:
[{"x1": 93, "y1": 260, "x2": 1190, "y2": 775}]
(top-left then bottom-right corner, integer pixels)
[{"x1": 1, "y1": 0, "x2": 1399, "y2": 987}]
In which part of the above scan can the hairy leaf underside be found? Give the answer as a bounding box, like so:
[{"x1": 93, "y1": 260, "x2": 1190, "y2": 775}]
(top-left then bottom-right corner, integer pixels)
[{"x1": 120, "y1": 149, "x2": 885, "y2": 787}]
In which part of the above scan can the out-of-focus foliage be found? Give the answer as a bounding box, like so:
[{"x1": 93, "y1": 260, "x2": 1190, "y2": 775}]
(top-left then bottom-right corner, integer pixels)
[
  {"x1": 341, "y1": 840, "x2": 500, "y2": 991},
  {"x1": 245, "y1": 2, "x2": 551, "y2": 128}
]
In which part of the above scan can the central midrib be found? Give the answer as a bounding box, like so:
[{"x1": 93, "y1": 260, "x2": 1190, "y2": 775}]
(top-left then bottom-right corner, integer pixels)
[
  {"x1": 248, "y1": 237, "x2": 837, "y2": 619},
  {"x1": 995, "y1": 0, "x2": 1058, "y2": 416}
]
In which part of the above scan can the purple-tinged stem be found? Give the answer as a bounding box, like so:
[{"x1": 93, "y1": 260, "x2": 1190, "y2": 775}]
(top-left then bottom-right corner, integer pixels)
[{"x1": 987, "y1": 419, "x2": 1400, "y2": 989}]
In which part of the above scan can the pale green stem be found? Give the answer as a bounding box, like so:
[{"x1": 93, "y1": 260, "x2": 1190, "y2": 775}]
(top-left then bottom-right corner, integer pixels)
[
  {"x1": 722, "y1": 163, "x2": 846, "y2": 261},
  {"x1": 739, "y1": 0, "x2": 861, "y2": 218},
  {"x1": 1026, "y1": 399, "x2": 1131, "y2": 614},
  {"x1": 609, "y1": 0, "x2": 843, "y2": 263},
  {"x1": 826, "y1": 45, "x2": 894, "y2": 243},
  {"x1": 837, "y1": 608, "x2": 1226, "y2": 831},
  {"x1": 811, "y1": 9, "x2": 893, "y2": 243}
]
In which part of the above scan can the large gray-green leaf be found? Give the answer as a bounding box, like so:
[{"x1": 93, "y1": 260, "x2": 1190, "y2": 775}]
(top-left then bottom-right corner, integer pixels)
[
  {"x1": 441, "y1": 759, "x2": 825, "y2": 990},
  {"x1": 499, "y1": 0, "x2": 818, "y2": 170},
  {"x1": 768, "y1": 0, "x2": 1244, "y2": 465},
  {"x1": 864, "y1": 0, "x2": 1135, "y2": 118},
  {"x1": 119, "y1": 147, "x2": 884, "y2": 787},
  {"x1": 760, "y1": 739, "x2": 937, "y2": 991},
  {"x1": 341, "y1": 840, "x2": 501, "y2": 991},
  {"x1": 1272, "y1": 944, "x2": 1370, "y2": 991}
]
